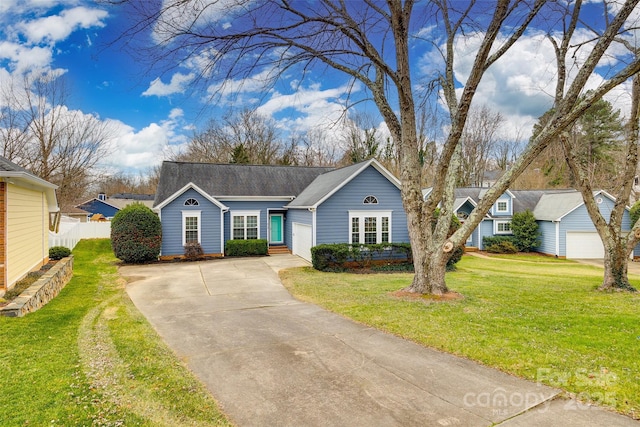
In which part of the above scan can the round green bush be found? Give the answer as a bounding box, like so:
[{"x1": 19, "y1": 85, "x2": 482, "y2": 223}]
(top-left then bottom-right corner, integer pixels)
[
  {"x1": 49, "y1": 246, "x2": 71, "y2": 260},
  {"x1": 111, "y1": 203, "x2": 162, "y2": 263}
]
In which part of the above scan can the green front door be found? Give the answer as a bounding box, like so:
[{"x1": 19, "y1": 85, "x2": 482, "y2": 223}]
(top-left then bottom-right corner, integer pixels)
[{"x1": 270, "y1": 214, "x2": 283, "y2": 244}]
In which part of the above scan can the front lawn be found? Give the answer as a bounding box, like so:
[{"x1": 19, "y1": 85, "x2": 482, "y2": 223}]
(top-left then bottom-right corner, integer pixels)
[
  {"x1": 0, "y1": 239, "x2": 232, "y2": 426},
  {"x1": 279, "y1": 254, "x2": 640, "y2": 419}
]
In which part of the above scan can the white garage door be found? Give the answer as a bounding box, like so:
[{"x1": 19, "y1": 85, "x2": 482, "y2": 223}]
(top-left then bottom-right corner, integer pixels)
[
  {"x1": 292, "y1": 223, "x2": 313, "y2": 261},
  {"x1": 566, "y1": 232, "x2": 604, "y2": 259}
]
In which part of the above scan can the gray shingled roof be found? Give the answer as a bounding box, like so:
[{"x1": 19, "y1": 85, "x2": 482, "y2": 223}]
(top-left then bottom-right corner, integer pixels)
[
  {"x1": 512, "y1": 189, "x2": 577, "y2": 215},
  {"x1": 154, "y1": 161, "x2": 334, "y2": 207},
  {"x1": 286, "y1": 161, "x2": 372, "y2": 208},
  {"x1": 111, "y1": 193, "x2": 155, "y2": 200},
  {"x1": 0, "y1": 156, "x2": 31, "y2": 173},
  {"x1": 533, "y1": 190, "x2": 584, "y2": 221}
]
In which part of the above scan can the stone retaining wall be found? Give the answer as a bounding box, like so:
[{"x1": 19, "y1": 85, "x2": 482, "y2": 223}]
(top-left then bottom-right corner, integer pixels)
[{"x1": 0, "y1": 256, "x2": 74, "y2": 317}]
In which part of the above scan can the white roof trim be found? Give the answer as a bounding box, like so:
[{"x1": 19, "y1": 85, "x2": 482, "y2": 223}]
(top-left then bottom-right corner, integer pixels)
[
  {"x1": 154, "y1": 182, "x2": 229, "y2": 211},
  {"x1": 217, "y1": 195, "x2": 295, "y2": 201},
  {"x1": 311, "y1": 158, "x2": 401, "y2": 209},
  {"x1": 454, "y1": 196, "x2": 477, "y2": 211},
  {"x1": 554, "y1": 189, "x2": 615, "y2": 221}
]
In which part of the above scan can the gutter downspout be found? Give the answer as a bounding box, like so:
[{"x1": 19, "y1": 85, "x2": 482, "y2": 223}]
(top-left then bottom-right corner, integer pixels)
[
  {"x1": 221, "y1": 208, "x2": 229, "y2": 256},
  {"x1": 555, "y1": 220, "x2": 560, "y2": 257},
  {"x1": 309, "y1": 207, "x2": 316, "y2": 247}
]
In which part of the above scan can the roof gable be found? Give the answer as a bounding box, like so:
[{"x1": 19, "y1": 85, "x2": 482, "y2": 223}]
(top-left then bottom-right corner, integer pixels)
[
  {"x1": 154, "y1": 162, "x2": 333, "y2": 206},
  {"x1": 532, "y1": 190, "x2": 618, "y2": 221},
  {"x1": 287, "y1": 159, "x2": 401, "y2": 209},
  {"x1": 76, "y1": 197, "x2": 121, "y2": 211},
  {"x1": 155, "y1": 182, "x2": 228, "y2": 211}
]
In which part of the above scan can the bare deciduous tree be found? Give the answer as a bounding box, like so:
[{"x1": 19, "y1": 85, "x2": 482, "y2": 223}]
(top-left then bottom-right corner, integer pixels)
[
  {"x1": 339, "y1": 112, "x2": 381, "y2": 165},
  {"x1": 458, "y1": 105, "x2": 504, "y2": 187},
  {"x1": 119, "y1": 0, "x2": 640, "y2": 295},
  {"x1": 0, "y1": 72, "x2": 114, "y2": 206},
  {"x1": 174, "y1": 109, "x2": 287, "y2": 164},
  {"x1": 287, "y1": 128, "x2": 341, "y2": 167}
]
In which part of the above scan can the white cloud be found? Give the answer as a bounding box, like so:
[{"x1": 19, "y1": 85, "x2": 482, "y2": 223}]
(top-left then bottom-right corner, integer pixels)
[
  {"x1": 168, "y1": 108, "x2": 184, "y2": 119},
  {"x1": 152, "y1": 0, "x2": 243, "y2": 44},
  {"x1": 17, "y1": 6, "x2": 107, "y2": 44},
  {"x1": 103, "y1": 112, "x2": 188, "y2": 173},
  {"x1": 0, "y1": 41, "x2": 54, "y2": 73},
  {"x1": 436, "y1": 27, "x2": 635, "y2": 141},
  {"x1": 207, "y1": 68, "x2": 277, "y2": 100},
  {"x1": 142, "y1": 72, "x2": 195, "y2": 97},
  {"x1": 257, "y1": 82, "x2": 360, "y2": 135}
]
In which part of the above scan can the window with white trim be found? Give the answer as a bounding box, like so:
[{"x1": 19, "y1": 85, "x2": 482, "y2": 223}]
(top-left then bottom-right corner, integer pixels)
[
  {"x1": 495, "y1": 220, "x2": 512, "y2": 234},
  {"x1": 496, "y1": 200, "x2": 508, "y2": 213},
  {"x1": 349, "y1": 211, "x2": 391, "y2": 244},
  {"x1": 182, "y1": 211, "x2": 201, "y2": 244},
  {"x1": 232, "y1": 211, "x2": 260, "y2": 240},
  {"x1": 184, "y1": 198, "x2": 199, "y2": 206}
]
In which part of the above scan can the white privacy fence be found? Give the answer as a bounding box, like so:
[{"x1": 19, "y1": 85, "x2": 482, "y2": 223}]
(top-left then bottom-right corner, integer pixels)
[{"x1": 49, "y1": 217, "x2": 111, "y2": 250}]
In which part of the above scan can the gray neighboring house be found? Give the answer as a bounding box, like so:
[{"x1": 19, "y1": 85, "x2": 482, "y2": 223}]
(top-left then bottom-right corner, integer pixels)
[{"x1": 153, "y1": 159, "x2": 409, "y2": 261}]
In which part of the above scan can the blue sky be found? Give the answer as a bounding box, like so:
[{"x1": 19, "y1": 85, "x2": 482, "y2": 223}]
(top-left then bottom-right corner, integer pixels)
[{"x1": 0, "y1": 0, "x2": 637, "y2": 177}]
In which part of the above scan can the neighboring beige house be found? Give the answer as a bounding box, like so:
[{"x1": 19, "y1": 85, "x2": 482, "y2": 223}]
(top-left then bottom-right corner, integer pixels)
[{"x1": 0, "y1": 156, "x2": 59, "y2": 294}]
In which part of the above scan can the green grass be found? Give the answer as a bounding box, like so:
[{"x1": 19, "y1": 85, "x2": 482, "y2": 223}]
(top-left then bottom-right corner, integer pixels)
[
  {"x1": 0, "y1": 239, "x2": 232, "y2": 426},
  {"x1": 482, "y1": 252, "x2": 576, "y2": 263},
  {"x1": 280, "y1": 254, "x2": 640, "y2": 419}
]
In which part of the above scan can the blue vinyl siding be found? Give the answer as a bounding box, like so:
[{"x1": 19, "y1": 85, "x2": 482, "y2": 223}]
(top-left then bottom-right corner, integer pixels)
[
  {"x1": 222, "y1": 200, "x2": 289, "y2": 243},
  {"x1": 159, "y1": 188, "x2": 223, "y2": 256},
  {"x1": 477, "y1": 220, "x2": 494, "y2": 250},
  {"x1": 559, "y1": 201, "x2": 611, "y2": 256},
  {"x1": 314, "y1": 166, "x2": 408, "y2": 244},
  {"x1": 491, "y1": 193, "x2": 512, "y2": 216},
  {"x1": 536, "y1": 221, "x2": 557, "y2": 256}
]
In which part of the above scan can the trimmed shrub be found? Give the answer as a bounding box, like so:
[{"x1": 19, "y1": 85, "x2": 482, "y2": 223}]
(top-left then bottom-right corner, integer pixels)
[
  {"x1": 483, "y1": 235, "x2": 518, "y2": 248},
  {"x1": 311, "y1": 243, "x2": 412, "y2": 272},
  {"x1": 49, "y1": 246, "x2": 71, "y2": 260},
  {"x1": 511, "y1": 210, "x2": 540, "y2": 252},
  {"x1": 184, "y1": 242, "x2": 204, "y2": 261},
  {"x1": 111, "y1": 203, "x2": 162, "y2": 263},
  {"x1": 486, "y1": 240, "x2": 518, "y2": 254},
  {"x1": 311, "y1": 244, "x2": 351, "y2": 271},
  {"x1": 225, "y1": 239, "x2": 268, "y2": 256}
]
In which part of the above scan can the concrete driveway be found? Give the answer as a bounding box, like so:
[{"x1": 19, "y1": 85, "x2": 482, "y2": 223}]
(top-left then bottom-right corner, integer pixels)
[{"x1": 122, "y1": 255, "x2": 638, "y2": 426}]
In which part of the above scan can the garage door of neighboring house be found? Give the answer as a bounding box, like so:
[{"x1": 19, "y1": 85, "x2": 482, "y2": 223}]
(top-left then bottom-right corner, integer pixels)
[
  {"x1": 292, "y1": 223, "x2": 312, "y2": 262},
  {"x1": 566, "y1": 232, "x2": 604, "y2": 259}
]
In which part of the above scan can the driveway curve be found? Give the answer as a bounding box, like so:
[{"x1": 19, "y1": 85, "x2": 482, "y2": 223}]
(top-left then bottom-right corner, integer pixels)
[{"x1": 121, "y1": 255, "x2": 638, "y2": 427}]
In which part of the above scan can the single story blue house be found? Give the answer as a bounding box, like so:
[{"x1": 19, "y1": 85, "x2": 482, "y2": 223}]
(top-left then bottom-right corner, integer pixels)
[
  {"x1": 424, "y1": 187, "x2": 640, "y2": 259},
  {"x1": 153, "y1": 159, "x2": 409, "y2": 261}
]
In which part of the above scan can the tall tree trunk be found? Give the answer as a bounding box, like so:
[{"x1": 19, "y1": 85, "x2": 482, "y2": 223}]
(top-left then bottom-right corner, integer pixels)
[
  {"x1": 404, "y1": 230, "x2": 449, "y2": 295},
  {"x1": 601, "y1": 240, "x2": 637, "y2": 291}
]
